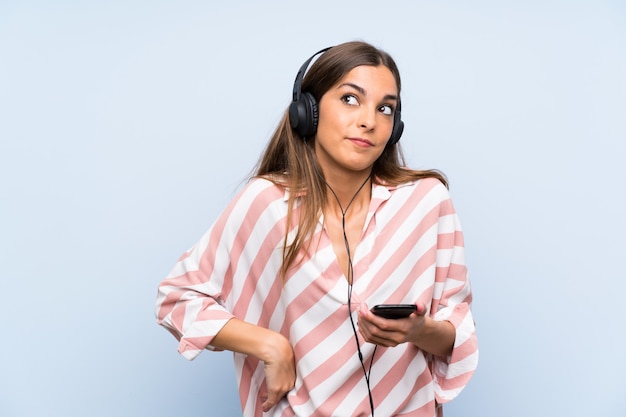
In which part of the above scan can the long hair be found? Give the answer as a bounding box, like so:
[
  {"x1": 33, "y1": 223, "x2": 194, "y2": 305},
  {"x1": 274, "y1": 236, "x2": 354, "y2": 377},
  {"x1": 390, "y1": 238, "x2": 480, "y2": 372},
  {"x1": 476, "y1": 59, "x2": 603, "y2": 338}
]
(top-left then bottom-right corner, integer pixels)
[{"x1": 254, "y1": 41, "x2": 447, "y2": 278}]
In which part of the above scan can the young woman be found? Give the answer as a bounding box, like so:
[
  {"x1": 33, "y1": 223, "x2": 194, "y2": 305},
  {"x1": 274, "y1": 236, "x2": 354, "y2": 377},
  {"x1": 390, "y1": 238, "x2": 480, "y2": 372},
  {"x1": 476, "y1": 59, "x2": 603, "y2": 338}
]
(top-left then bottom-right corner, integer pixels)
[{"x1": 155, "y1": 41, "x2": 478, "y2": 417}]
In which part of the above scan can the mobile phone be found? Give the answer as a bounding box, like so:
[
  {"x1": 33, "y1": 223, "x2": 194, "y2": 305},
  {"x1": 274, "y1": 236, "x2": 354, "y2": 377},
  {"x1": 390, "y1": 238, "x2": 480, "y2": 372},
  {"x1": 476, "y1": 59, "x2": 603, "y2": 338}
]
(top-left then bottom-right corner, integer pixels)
[{"x1": 371, "y1": 304, "x2": 417, "y2": 319}]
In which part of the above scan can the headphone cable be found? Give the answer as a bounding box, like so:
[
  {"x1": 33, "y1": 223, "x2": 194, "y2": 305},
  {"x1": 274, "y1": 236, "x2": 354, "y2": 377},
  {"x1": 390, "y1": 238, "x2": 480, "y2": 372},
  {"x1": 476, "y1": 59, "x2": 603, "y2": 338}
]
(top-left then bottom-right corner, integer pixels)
[
  {"x1": 332, "y1": 176, "x2": 377, "y2": 417},
  {"x1": 304, "y1": 143, "x2": 377, "y2": 416}
]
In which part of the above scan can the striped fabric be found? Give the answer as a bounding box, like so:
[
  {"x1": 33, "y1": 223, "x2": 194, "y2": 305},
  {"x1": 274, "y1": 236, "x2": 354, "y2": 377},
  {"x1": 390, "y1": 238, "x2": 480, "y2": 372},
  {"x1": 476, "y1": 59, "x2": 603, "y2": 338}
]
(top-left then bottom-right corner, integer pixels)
[{"x1": 155, "y1": 176, "x2": 478, "y2": 417}]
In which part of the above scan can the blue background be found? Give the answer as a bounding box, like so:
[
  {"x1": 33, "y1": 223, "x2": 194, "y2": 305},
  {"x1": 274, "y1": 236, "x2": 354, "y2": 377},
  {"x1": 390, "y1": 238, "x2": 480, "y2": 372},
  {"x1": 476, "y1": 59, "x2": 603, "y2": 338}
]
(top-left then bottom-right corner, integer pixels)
[{"x1": 1, "y1": 1, "x2": 625, "y2": 416}]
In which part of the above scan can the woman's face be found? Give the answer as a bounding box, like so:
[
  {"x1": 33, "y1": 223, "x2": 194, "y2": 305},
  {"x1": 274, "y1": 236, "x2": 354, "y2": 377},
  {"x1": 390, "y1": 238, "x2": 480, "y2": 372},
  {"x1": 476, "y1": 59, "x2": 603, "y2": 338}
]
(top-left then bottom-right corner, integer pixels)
[{"x1": 314, "y1": 64, "x2": 398, "y2": 177}]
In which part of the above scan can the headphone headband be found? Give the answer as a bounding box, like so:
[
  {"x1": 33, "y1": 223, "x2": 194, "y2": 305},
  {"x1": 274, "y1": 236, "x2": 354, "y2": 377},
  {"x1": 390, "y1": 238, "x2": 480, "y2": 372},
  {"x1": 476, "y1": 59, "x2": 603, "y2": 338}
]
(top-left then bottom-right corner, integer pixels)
[{"x1": 292, "y1": 47, "x2": 332, "y2": 103}]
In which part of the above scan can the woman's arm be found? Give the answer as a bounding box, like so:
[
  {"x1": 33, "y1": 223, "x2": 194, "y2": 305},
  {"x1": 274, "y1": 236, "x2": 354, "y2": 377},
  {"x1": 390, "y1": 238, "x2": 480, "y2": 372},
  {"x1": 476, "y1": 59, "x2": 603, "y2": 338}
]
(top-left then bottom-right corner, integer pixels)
[{"x1": 212, "y1": 318, "x2": 296, "y2": 412}]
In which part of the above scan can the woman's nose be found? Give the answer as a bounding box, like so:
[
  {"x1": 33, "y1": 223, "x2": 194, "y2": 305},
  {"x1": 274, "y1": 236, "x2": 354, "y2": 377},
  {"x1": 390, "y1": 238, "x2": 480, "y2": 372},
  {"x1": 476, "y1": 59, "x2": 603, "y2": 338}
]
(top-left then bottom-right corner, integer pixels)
[{"x1": 358, "y1": 106, "x2": 376, "y2": 130}]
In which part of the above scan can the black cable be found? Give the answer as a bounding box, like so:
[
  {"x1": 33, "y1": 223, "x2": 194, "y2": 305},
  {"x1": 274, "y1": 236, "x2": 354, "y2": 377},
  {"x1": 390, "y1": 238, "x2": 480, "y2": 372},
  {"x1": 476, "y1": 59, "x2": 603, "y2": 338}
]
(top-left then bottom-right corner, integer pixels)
[
  {"x1": 328, "y1": 176, "x2": 377, "y2": 417},
  {"x1": 304, "y1": 143, "x2": 377, "y2": 416}
]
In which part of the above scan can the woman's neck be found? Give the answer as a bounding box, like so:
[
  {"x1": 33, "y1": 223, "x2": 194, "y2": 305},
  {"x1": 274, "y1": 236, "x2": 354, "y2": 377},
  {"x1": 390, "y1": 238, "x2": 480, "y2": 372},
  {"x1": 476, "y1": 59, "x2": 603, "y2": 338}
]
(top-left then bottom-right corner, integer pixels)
[{"x1": 323, "y1": 170, "x2": 372, "y2": 215}]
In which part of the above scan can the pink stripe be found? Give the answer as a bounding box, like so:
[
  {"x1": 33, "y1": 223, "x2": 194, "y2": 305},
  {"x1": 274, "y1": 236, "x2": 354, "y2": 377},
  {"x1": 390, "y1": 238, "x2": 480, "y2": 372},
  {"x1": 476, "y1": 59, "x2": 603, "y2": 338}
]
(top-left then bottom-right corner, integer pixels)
[
  {"x1": 359, "y1": 183, "x2": 444, "y2": 296},
  {"x1": 386, "y1": 246, "x2": 438, "y2": 305},
  {"x1": 435, "y1": 369, "x2": 474, "y2": 395},
  {"x1": 373, "y1": 348, "x2": 430, "y2": 411},
  {"x1": 156, "y1": 289, "x2": 186, "y2": 322},
  {"x1": 450, "y1": 261, "x2": 468, "y2": 280},
  {"x1": 232, "y1": 217, "x2": 287, "y2": 322},
  {"x1": 315, "y1": 364, "x2": 367, "y2": 415},
  {"x1": 203, "y1": 184, "x2": 284, "y2": 305},
  {"x1": 436, "y1": 232, "x2": 455, "y2": 251},
  {"x1": 238, "y1": 356, "x2": 262, "y2": 416},
  {"x1": 395, "y1": 399, "x2": 436, "y2": 416},
  {"x1": 289, "y1": 335, "x2": 361, "y2": 407},
  {"x1": 449, "y1": 334, "x2": 478, "y2": 365},
  {"x1": 361, "y1": 205, "x2": 441, "y2": 303}
]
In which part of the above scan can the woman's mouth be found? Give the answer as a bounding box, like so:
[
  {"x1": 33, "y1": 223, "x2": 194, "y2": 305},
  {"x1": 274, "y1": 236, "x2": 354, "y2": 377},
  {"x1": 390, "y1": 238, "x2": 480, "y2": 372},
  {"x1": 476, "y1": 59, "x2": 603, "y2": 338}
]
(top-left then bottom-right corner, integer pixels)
[{"x1": 348, "y1": 137, "x2": 374, "y2": 147}]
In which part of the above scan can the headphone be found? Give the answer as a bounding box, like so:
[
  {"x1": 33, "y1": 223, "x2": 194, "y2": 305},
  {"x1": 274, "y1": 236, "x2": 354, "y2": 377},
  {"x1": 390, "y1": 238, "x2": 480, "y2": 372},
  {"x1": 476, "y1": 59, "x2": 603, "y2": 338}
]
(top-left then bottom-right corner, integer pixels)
[{"x1": 288, "y1": 46, "x2": 405, "y2": 145}]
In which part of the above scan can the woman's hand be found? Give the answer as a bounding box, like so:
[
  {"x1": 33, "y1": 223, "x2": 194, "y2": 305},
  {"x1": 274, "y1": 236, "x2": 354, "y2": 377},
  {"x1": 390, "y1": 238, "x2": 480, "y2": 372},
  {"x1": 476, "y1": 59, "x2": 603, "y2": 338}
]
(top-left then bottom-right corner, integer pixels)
[
  {"x1": 357, "y1": 303, "x2": 426, "y2": 347},
  {"x1": 210, "y1": 319, "x2": 296, "y2": 412},
  {"x1": 357, "y1": 303, "x2": 455, "y2": 356},
  {"x1": 259, "y1": 332, "x2": 296, "y2": 412}
]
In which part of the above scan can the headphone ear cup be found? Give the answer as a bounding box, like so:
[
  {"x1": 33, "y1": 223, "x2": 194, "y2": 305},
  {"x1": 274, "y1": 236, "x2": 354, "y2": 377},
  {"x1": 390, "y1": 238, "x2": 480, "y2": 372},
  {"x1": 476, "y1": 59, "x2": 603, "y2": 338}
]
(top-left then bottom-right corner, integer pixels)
[
  {"x1": 289, "y1": 92, "x2": 318, "y2": 139},
  {"x1": 388, "y1": 111, "x2": 404, "y2": 145}
]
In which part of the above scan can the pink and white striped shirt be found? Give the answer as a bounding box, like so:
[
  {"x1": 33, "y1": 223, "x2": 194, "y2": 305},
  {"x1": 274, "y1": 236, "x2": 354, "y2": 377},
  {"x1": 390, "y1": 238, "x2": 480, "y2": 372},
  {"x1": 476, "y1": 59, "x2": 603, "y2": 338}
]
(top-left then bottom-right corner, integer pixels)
[{"x1": 155, "y1": 176, "x2": 478, "y2": 417}]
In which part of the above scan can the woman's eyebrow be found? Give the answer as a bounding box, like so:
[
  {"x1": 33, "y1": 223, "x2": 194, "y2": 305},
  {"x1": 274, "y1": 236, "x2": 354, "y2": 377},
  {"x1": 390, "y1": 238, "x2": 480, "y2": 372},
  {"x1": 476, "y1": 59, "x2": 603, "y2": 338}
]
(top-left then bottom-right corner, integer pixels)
[{"x1": 338, "y1": 82, "x2": 398, "y2": 101}]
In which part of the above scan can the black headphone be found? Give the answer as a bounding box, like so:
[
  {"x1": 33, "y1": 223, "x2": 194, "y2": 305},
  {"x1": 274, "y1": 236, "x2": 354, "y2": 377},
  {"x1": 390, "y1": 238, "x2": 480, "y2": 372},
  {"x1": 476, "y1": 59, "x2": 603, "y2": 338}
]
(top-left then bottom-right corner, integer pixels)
[{"x1": 288, "y1": 46, "x2": 405, "y2": 145}]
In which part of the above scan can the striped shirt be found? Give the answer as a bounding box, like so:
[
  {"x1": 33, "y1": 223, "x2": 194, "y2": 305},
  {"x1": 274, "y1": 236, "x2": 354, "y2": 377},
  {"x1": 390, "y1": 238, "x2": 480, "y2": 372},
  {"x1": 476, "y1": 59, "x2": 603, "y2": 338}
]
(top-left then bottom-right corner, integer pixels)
[{"x1": 155, "y1": 176, "x2": 478, "y2": 417}]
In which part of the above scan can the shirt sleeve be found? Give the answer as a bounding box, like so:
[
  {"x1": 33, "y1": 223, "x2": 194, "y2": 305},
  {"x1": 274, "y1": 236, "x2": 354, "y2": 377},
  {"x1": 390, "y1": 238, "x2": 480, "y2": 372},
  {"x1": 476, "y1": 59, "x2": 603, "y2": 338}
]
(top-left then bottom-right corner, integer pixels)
[
  {"x1": 154, "y1": 179, "x2": 277, "y2": 361},
  {"x1": 428, "y1": 189, "x2": 479, "y2": 403}
]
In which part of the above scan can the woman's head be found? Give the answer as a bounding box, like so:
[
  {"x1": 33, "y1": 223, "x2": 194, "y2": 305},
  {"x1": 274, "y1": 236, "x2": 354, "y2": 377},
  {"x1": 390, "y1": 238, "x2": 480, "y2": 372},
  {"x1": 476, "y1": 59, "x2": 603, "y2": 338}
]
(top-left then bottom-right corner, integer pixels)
[
  {"x1": 291, "y1": 42, "x2": 403, "y2": 148},
  {"x1": 257, "y1": 41, "x2": 404, "y2": 179}
]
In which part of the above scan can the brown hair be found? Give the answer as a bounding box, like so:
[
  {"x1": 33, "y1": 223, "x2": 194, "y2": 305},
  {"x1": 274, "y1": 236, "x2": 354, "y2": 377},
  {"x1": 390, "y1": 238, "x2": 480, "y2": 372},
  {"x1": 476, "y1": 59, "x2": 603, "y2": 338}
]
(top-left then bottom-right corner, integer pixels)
[{"x1": 254, "y1": 41, "x2": 447, "y2": 278}]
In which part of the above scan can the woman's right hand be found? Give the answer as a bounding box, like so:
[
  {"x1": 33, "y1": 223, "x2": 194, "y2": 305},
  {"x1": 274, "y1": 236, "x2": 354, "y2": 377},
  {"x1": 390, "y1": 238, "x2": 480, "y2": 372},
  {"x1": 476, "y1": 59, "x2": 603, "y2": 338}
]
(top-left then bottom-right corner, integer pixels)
[
  {"x1": 211, "y1": 319, "x2": 296, "y2": 412},
  {"x1": 259, "y1": 332, "x2": 296, "y2": 412}
]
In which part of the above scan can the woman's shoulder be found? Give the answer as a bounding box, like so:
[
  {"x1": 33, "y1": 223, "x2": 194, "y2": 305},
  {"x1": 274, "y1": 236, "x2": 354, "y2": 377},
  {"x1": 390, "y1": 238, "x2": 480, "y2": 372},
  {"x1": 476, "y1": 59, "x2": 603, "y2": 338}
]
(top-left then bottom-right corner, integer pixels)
[
  {"x1": 394, "y1": 179, "x2": 456, "y2": 223},
  {"x1": 230, "y1": 176, "x2": 289, "y2": 211},
  {"x1": 382, "y1": 175, "x2": 449, "y2": 196},
  {"x1": 239, "y1": 176, "x2": 286, "y2": 198},
  {"x1": 216, "y1": 177, "x2": 288, "y2": 227}
]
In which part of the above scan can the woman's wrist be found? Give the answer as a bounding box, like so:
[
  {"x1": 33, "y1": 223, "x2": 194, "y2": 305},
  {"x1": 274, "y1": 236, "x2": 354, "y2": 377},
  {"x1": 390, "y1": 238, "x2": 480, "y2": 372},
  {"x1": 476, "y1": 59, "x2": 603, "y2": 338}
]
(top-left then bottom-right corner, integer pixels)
[
  {"x1": 411, "y1": 317, "x2": 456, "y2": 357},
  {"x1": 255, "y1": 329, "x2": 292, "y2": 364}
]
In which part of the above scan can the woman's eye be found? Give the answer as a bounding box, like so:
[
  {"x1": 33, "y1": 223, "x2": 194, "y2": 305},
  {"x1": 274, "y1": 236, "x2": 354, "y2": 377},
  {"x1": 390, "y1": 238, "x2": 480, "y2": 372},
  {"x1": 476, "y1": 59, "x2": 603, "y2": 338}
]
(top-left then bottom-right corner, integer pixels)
[
  {"x1": 379, "y1": 105, "x2": 393, "y2": 116},
  {"x1": 342, "y1": 94, "x2": 359, "y2": 106}
]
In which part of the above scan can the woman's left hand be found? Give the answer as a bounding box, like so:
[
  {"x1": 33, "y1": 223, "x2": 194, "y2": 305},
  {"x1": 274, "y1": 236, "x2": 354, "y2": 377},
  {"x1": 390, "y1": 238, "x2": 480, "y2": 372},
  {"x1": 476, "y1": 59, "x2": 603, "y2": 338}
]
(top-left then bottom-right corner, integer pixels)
[
  {"x1": 357, "y1": 303, "x2": 427, "y2": 347},
  {"x1": 357, "y1": 303, "x2": 456, "y2": 356}
]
